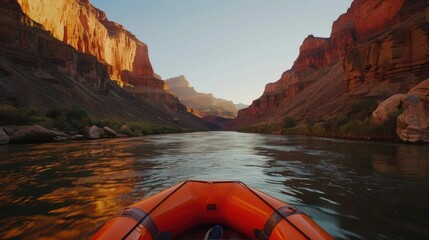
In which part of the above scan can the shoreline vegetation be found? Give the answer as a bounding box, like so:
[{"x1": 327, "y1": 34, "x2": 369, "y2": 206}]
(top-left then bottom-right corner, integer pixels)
[
  {"x1": 0, "y1": 104, "x2": 190, "y2": 144},
  {"x1": 240, "y1": 116, "x2": 401, "y2": 143},
  {"x1": 239, "y1": 98, "x2": 421, "y2": 144},
  {"x1": 0, "y1": 102, "x2": 423, "y2": 145}
]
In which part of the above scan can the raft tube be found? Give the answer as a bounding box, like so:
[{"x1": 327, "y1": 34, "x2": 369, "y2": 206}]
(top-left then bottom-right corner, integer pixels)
[{"x1": 92, "y1": 180, "x2": 333, "y2": 240}]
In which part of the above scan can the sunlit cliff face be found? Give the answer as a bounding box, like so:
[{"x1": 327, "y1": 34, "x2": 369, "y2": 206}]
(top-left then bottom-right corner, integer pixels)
[{"x1": 16, "y1": 0, "x2": 155, "y2": 85}]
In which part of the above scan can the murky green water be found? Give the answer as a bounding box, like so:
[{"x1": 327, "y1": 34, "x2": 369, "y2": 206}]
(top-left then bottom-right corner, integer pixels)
[{"x1": 0, "y1": 132, "x2": 428, "y2": 239}]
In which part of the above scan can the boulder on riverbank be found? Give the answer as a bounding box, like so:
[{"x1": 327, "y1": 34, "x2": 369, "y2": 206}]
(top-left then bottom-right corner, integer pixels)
[
  {"x1": 0, "y1": 128, "x2": 9, "y2": 144},
  {"x1": 120, "y1": 124, "x2": 132, "y2": 136},
  {"x1": 2, "y1": 125, "x2": 68, "y2": 143},
  {"x1": 103, "y1": 126, "x2": 118, "y2": 137},
  {"x1": 86, "y1": 125, "x2": 100, "y2": 139},
  {"x1": 372, "y1": 94, "x2": 406, "y2": 123},
  {"x1": 374, "y1": 79, "x2": 429, "y2": 143},
  {"x1": 396, "y1": 79, "x2": 429, "y2": 143}
]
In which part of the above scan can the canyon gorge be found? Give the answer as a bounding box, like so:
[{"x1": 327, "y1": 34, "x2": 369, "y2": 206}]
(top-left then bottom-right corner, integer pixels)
[
  {"x1": 1, "y1": 0, "x2": 428, "y2": 143},
  {"x1": 165, "y1": 75, "x2": 240, "y2": 119}
]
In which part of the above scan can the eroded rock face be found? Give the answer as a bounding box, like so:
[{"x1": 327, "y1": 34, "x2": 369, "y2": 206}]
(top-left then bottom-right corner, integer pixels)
[
  {"x1": 16, "y1": 0, "x2": 155, "y2": 85},
  {"x1": 14, "y1": 0, "x2": 190, "y2": 114},
  {"x1": 372, "y1": 94, "x2": 406, "y2": 123},
  {"x1": 396, "y1": 79, "x2": 429, "y2": 142},
  {"x1": 228, "y1": 0, "x2": 429, "y2": 132},
  {"x1": 0, "y1": 0, "x2": 209, "y2": 131},
  {"x1": 165, "y1": 76, "x2": 238, "y2": 118}
]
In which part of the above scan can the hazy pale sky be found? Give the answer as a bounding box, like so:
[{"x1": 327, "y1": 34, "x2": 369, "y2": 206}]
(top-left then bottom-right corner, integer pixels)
[{"x1": 91, "y1": 0, "x2": 352, "y2": 104}]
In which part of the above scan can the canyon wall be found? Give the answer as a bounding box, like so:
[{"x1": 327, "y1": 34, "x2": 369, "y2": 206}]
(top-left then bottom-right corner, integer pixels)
[
  {"x1": 228, "y1": 0, "x2": 429, "y2": 142},
  {"x1": 16, "y1": 0, "x2": 154, "y2": 85},
  {"x1": 0, "y1": 0, "x2": 210, "y2": 130},
  {"x1": 14, "y1": 0, "x2": 190, "y2": 113},
  {"x1": 165, "y1": 75, "x2": 238, "y2": 118}
]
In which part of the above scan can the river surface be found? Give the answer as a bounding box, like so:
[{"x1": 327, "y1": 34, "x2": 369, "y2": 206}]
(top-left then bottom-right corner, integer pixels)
[{"x1": 0, "y1": 132, "x2": 428, "y2": 239}]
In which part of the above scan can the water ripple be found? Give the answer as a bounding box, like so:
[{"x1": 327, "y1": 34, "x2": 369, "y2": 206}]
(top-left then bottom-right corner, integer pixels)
[{"x1": 0, "y1": 132, "x2": 428, "y2": 239}]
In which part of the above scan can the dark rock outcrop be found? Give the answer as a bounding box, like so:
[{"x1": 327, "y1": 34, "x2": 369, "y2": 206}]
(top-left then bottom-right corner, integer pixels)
[
  {"x1": 3, "y1": 125, "x2": 67, "y2": 143},
  {"x1": 0, "y1": 128, "x2": 9, "y2": 144}
]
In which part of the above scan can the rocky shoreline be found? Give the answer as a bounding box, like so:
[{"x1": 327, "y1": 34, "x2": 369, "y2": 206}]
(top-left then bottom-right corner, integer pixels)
[{"x1": 0, "y1": 124, "x2": 132, "y2": 145}]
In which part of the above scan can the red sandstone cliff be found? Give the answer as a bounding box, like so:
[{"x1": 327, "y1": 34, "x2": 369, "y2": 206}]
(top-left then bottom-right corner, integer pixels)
[
  {"x1": 0, "y1": 0, "x2": 210, "y2": 130},
  {"x1": 14, "y1": 0, "x2": 189, "y2": 113},
  {"x1": 16, "y1": 0, "x2": 154, "y2": 85},
  {"x1": 228, "y1": 0, "x2": 429, "y2": 143}
]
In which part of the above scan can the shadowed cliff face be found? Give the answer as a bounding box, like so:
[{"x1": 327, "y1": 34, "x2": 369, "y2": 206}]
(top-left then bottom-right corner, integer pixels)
[
  {"x1": 165, "y1": 76, "x2": 238, "y2": 119},
  {"x1": 0, "y1": 0, "x2": 210, "y2": 130},
  {"x1": 228, "y1": 0, "x2": 429, "y2": 141}
]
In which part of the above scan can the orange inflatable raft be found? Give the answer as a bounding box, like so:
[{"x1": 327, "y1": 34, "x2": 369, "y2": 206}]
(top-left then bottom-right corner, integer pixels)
[{"x1": 92, "y1": 180, "x2": 333, "y2": 240}]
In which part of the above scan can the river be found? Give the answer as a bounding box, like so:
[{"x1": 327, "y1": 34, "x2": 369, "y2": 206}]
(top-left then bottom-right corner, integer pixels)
[{"x1": 0, "y1": 132, "x2": 428, "y2": 239}]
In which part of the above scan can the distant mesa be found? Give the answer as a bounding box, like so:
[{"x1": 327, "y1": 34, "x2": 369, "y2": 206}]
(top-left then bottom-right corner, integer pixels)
[
  {"x1": 235, "y1": 103, "x2": 249, "y2": 111},
  {"x1": 165, "y1": 75, "x2": 241, "y2": 119}
]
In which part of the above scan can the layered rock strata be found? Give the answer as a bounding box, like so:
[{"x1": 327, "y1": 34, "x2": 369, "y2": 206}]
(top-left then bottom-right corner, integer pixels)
[
  {"x1": 15, "y1": 0, "x2": 188, "y2": 113},
  {"x1": 228, "y1": 0, "x2": 429, "y2": 143},
  {"x1": 0, "y1": 0, "x2": 210, "y2": 130}
]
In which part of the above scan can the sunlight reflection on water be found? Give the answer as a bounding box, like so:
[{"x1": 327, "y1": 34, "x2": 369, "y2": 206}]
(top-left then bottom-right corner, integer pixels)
[{"x1": 0, "y1": 132, "x2": 428, "y2": 239}]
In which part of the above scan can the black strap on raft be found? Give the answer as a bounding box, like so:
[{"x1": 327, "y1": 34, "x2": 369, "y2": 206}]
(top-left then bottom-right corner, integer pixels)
[
  {"x1": 116, "y1": 207, "x2": 159, "y2": 239},
  {"x1": 239, "y1": 183, "x2": 311, "y2": 240},
  {"x1": 121, "y1": 180, "x2": 189, "y2": 240}
]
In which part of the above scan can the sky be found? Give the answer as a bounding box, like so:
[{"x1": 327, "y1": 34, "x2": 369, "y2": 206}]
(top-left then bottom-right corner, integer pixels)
[{"x1": 91, "y1": 0, "x2": 353, "y2": 105}]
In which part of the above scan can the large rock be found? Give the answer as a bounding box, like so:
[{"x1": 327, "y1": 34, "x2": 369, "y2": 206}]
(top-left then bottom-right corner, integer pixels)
[
  {"x1": 103, "y1": 126, "x2": 118, "y2": 137},
  {"x1": 0, "y1": 128, "x2": 9, "y2": 144},
  {"x1": 86, "y1": 125, "x2": 100, "y2": 139},
  {"x1": 408, "y1": 78, "x2": 429, "y2": 99},
  {"x1": 397, "y1": 79, "x2": 429, "y2": 143},
  {"x1": 3, "y1": 125, "x2": 68, "y2": 143},
  {"x1": 119, "y1": 124, "x2": 132, "y2": 136},
  {"x1": 372, "y1": 94, "x2": 406, "y2": 123}
]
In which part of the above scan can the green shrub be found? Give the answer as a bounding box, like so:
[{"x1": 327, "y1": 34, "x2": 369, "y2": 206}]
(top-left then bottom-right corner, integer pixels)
[
  {"x1": 0, "y1": 104, "x2": 33, "y2": 125},
  {"x1": 96, "y1": 117, "x2": 124, "y2": 132},
  {"x1": 46, "y1": 105, "x2": 89, "y2": 131},
  {"x1": 351, "y1": 98, "x2": 378, "y2": 120},
  {"x1": 323, "y1": 115, "x2": 349, "y2": 131},
  {"x1": 126, "y1": 121, "x2": 186, "y2": 136},
  {"x1": 284, "y1": 117, "x2": 297, "y2": 128},
  {"x1": 311, "y1": 122, "x2": 328, "y2": 136}
]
